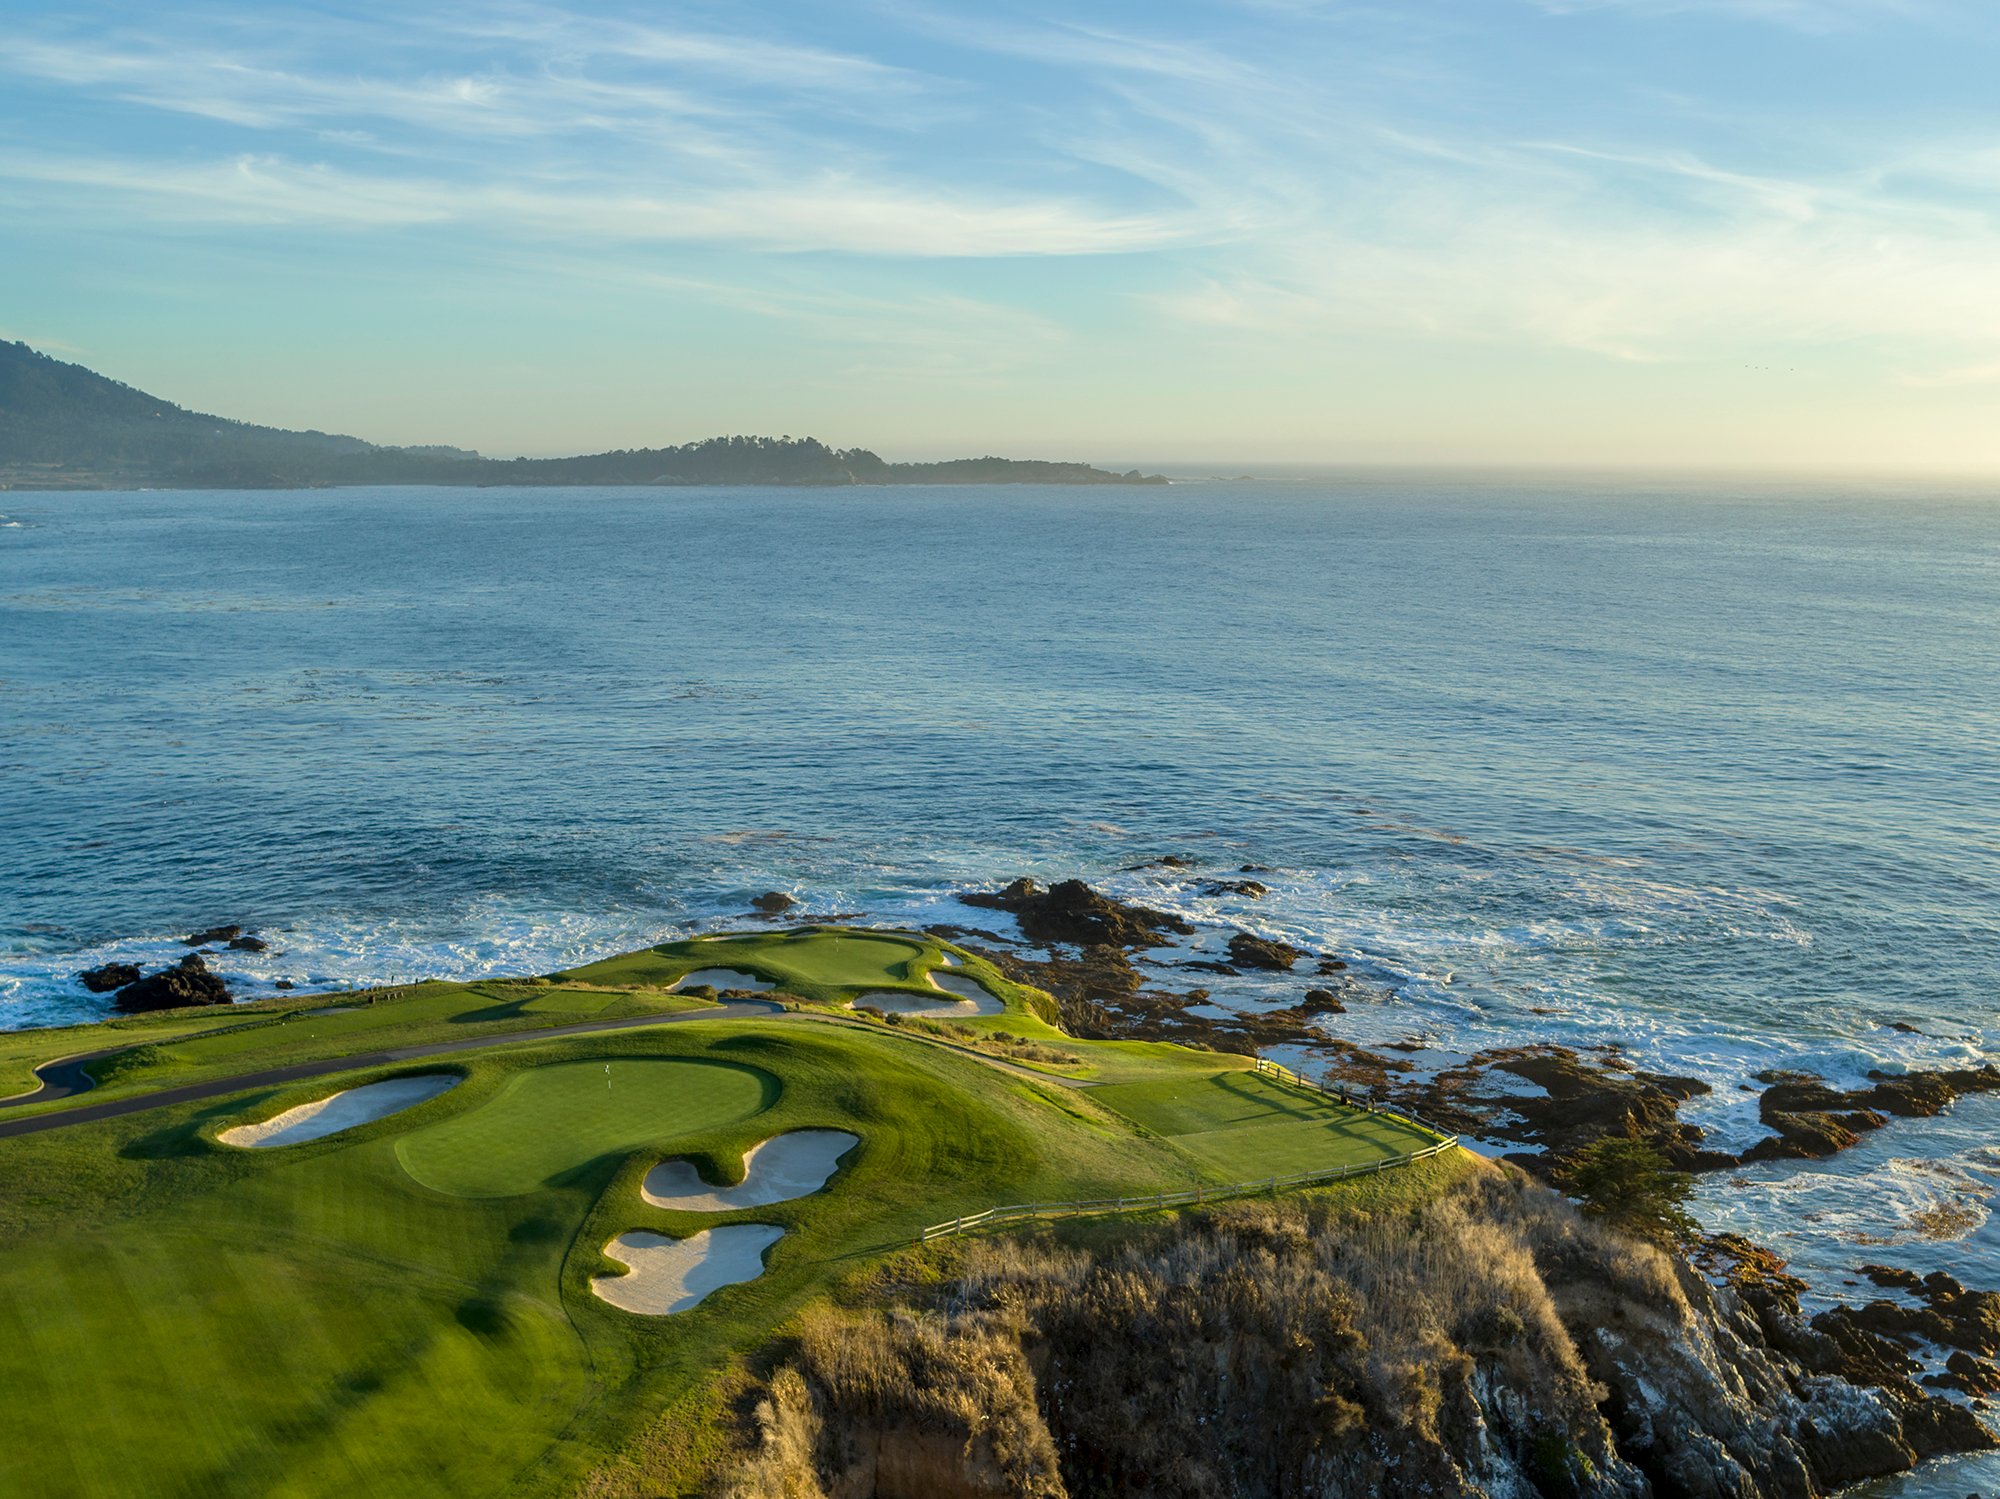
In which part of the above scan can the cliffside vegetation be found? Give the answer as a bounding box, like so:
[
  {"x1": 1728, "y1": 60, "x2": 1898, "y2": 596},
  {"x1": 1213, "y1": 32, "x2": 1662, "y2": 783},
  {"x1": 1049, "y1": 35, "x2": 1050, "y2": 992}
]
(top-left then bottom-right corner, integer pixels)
[{"x1": 712, "y1": 1161, "x2": 1993, "y2": 1499}]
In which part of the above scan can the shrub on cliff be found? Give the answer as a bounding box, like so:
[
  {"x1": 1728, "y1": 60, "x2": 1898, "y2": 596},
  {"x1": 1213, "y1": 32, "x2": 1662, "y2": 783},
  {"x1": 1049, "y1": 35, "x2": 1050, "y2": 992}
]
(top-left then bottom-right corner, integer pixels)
[{"x1": 1558, "y1": 1138, "x2": 1696, "y2": 1244}]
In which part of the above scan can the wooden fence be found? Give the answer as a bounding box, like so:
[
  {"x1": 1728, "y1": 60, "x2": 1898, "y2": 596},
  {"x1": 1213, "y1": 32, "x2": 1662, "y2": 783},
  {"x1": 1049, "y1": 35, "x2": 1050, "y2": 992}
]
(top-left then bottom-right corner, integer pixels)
[{"x1": 918, "y1": 1058, "x2": 1460, "y2": 1243}]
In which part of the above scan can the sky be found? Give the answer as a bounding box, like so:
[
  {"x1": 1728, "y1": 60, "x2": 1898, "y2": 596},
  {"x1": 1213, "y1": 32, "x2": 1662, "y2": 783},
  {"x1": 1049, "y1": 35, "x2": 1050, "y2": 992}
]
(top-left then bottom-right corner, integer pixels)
[{"x1": 4, "y1": 0, "x2": 2000, "y2": 469}]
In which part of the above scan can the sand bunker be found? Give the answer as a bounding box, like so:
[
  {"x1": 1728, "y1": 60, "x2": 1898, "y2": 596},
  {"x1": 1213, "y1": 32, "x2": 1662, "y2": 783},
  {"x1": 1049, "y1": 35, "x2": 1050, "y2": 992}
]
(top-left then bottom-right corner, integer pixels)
[
  {"x1": 591, "y1": 1224, "x2": 785, "y2": 1315},
  {"x1": 220, "y1": 1073, "x2": 459, "y2": 1148},
  {"x1": 940, "y1": 951, "x2": 962, "y2": 966},
  {"x1": 669, "y1": 967, "x2": 777, "y2": 993},
  {"x1": 850, "y1": 976, "x2": 1004, "y2": 1018},
  {"x1": 642, "y1": 1129, "x2": 858, "y2": 1211},
  {"x1": 927, "y1": 972, "x2": 1003, "y2": 1010}
]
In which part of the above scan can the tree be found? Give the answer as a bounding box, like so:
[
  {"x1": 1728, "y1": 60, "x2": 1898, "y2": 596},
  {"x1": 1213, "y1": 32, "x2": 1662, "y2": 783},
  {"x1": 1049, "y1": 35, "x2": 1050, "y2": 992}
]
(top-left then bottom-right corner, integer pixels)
[{"x1": 1560, "y1": 1138, "x2": 1696, "y2": 1243}]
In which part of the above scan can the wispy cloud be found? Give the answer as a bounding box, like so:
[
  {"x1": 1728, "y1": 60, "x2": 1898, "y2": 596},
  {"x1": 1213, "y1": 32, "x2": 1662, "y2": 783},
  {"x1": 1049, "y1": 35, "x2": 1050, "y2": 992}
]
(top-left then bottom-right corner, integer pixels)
[
  {"x1": 0, "y1": 148, "x2": 1197, "y2": 255},
  {"x1": 1526, "y1": 0, "x2": 1935, "y2": 30}
]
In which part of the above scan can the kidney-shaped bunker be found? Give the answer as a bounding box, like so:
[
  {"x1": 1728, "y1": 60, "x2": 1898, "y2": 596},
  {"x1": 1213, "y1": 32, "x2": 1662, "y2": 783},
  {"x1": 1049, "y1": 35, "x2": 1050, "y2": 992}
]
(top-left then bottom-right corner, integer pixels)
[
  {"x1": 220, "y1": 1073, "x2": 460, "y2": 1148},
  {"x1": 592, "y1": 1224, "x2": 786, "y2": 1315},
  {"x1": 642, "y1": 1129, "x2": 859, "y2": 1212}
]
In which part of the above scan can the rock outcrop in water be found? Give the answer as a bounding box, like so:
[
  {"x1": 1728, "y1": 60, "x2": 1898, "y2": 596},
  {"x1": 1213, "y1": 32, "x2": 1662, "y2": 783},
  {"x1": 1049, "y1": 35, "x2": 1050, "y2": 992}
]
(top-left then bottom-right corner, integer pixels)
[
  {"x1": 112, "y1": 952, "x2": 232, "y2": 1013},
  {"x1": 77, "y1": 962, "x2": 140, "y2": 993},
  {"x1": 712, "y1": 1165, "x2": 1995, "y2": 1498},
  {"x1": 1743, "y1": 1067, "x2": 2000, "y2": 1164},
  {"x1": 1225, "y1": 931, "x2": 1304, "y2": 971},
  {"x1": 960, "y1": 879, "x2": 1193, "y2": 949}
]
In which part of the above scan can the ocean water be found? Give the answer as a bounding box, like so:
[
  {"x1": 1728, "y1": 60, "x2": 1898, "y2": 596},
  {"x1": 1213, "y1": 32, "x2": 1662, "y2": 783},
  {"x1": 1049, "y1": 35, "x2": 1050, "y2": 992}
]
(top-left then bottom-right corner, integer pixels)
[{"x1": 3, "y1": 481, "x2": 1997, "y2": 1462}]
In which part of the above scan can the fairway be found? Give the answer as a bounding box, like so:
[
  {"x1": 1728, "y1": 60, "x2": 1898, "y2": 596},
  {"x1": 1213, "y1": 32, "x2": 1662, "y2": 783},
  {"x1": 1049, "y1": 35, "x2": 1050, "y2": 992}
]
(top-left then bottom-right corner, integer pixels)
[
  {"x1": 1089, "y1": 1072, "x2": 1440, "y2": 1179},
  {"x1": 397, "y1": 1058, "x2": 775, "y2": 1197}
]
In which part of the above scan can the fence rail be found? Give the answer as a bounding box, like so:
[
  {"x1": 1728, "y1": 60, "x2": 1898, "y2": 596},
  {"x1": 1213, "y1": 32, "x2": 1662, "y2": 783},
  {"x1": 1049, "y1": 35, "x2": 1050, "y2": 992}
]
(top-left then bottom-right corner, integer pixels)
[{"x1": 918, "y1": 1058, "x2": 1460, "y2": 1243}]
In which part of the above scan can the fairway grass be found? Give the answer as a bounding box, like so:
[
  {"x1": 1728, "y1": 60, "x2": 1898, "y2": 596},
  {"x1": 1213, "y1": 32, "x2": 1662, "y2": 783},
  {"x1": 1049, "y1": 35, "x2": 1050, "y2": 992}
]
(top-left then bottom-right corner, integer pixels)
[
  {"x1": 397, "y1": 1058, "x2": 774, "y2": 1197},
  {"x1": 0, "y1": 929, "x2": 1456, "y2": 1498}
]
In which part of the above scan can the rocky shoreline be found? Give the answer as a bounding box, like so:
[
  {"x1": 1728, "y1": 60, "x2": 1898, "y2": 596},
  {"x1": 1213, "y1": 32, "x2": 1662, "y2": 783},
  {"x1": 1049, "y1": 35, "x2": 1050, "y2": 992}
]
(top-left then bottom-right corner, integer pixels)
[{"x1": 920, "y1": 876, "x2": 2000, "y2": 1490}]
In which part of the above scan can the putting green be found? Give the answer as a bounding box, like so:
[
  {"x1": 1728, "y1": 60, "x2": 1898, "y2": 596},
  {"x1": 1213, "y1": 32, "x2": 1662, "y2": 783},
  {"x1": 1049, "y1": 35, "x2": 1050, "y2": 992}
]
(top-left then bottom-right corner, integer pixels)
[
  {"x1": 396, "y1": 1059, "x2": 774, "y2": 1198},
  {"x1": 562, "y1": 929, "x2": 932, "y2": 995}
]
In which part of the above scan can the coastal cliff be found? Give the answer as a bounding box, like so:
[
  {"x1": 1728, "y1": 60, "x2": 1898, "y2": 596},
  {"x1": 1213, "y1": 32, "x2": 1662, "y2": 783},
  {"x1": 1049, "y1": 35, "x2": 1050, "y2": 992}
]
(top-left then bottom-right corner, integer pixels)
[{"x1": 712, "y1": 1162, "x2": 1992, "y2": 1498}]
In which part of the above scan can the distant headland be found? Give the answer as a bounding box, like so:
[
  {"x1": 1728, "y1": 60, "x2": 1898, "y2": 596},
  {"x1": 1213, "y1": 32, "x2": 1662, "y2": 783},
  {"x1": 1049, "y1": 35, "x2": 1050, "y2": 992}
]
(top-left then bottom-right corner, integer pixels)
[{"x1": 0, "y1": 341, "x2": 1167, "y2": 491}]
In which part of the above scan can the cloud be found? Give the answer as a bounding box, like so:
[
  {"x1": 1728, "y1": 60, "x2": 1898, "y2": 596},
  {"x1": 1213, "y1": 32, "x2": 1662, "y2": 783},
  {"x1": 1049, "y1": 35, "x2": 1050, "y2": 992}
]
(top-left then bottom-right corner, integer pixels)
[
  {"x1": 1526, "y1": 0, "x2": 1934, "y2": 29},
  {"x1": 0, "y1": 148, "x2": 1199, "y2": 256}
]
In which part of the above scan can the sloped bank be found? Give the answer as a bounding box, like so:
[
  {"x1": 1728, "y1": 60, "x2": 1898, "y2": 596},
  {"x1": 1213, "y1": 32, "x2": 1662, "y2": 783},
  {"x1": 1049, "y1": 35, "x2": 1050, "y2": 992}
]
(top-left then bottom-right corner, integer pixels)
[{"x1": 714, "y1": 1161, "x2": 1993, "y2": 1499}]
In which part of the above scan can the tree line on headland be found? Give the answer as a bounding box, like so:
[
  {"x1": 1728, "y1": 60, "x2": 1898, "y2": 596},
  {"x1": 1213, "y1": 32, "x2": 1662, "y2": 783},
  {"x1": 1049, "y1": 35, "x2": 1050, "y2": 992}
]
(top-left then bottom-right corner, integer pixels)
[{"x1": 0, "y1": 341, "x2": 1166, "y2": 490}]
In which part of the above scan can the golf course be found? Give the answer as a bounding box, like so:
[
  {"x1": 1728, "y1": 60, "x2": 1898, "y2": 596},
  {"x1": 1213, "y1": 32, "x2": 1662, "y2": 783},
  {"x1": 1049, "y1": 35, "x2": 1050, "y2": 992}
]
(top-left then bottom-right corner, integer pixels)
[{"x1": 0, "y1": 927, "x2": 1458, "y2": 1498}]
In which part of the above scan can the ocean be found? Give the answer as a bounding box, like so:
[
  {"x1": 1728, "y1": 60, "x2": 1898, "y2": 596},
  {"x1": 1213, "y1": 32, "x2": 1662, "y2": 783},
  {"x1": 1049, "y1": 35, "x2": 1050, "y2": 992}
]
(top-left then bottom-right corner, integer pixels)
[{"x1": 3, "y1": 477, "x2": 1997, "y2": 1486}]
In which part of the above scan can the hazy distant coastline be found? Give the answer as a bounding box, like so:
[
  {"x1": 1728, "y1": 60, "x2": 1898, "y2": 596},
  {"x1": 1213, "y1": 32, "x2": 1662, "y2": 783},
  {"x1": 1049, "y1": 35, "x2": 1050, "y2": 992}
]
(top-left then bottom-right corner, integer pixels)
[{"x1": 0, "y1": 341, "x2": 1166, "y2": 491}]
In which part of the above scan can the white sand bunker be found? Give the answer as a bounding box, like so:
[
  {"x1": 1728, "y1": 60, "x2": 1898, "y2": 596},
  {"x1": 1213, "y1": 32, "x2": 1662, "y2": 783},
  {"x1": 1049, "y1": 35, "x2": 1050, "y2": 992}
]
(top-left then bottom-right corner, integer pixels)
[
  {"x1": 669, "y1": 967, "x2": 777, "y2": 992},
  {"x1": 592, "y1": 1224, "x2": 786, "y2": 1315},
  {"x1": 220, "y1": 1073, "x2": 459, "y2": 1148},
  {"x1": 850, "y1": 977, "x2": 1004, "y2": 1018},
  {"x1": 939, "y1": 950, "x2": 962, "y2": 966},
  {"x1": 927, "y1": 972, "x2": 1003, "y2": 1010},
  {"x1": 642, "y1": 1129, "x2": 859, "y2": 1212}
]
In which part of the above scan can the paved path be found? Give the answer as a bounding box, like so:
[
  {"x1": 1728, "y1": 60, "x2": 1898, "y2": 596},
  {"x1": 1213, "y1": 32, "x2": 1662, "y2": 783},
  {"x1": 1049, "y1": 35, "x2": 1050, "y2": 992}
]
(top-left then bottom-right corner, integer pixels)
[{"x1": 0, "y1": 1002, "x2": 785, "y2": 1140}]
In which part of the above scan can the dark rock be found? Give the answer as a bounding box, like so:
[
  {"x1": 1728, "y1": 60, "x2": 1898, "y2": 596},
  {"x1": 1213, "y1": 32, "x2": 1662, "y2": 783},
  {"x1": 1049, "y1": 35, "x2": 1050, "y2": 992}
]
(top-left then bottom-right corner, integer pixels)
[
  {"x1": 1226, "y1": 931, "x2": 1302, "y2": 970},
  {"x1": 1392, "y1": 1044, "x2": 1721, "y2": 1177},
  {"x1": 1315, "y1": 958, "x2": 1348, "y2": 974},
  {"x1": 273, "y1": 979, "x2": 295, "y2": 990},
  {"x1": 78, "y1": 962, "x2": 141, "y2": 993},
  {"x1": 1300, "y1": 987, "x2": 1347, "y2": 1015},
  {"x1": 749, "y1": 891, "x2": 796, "y2": 915},
  {"x1": 1887, "y1": 1021, "x2": 1922, "y2": 1034},
  {"x1": 1741, "y1": 1067, "x2": 2000, "y2": 1166},
  {"x1": 113, "y1": 953, "x2": 232, "y2": 1013},
  {"x1": 960, "y1": 878, "x2": 1193, "y2": 949},
  {"x1": 1121, "y1": 855, "x2": 1196, "y2": 871},
  {"x1": 1742, "y1": 1109, "x2": 1871, "y2": 1164},
  {"x1": 1931, "y1": 1351, "x2": 2000, "y2": 1396},
  {"x1": 1197, "y1": 879, "x2": 1268, "y2": 898},
  {"x1": 182, "y1": 924, "x2": 243, "y2": 947},
  {"x1": 226, "y1": 935, "x2": 268, "y2": 952},
  {"x1": 1861, "y1": 1265, "x2": 1925, "y2": 1291},
  {"x1": 1180, "y1": 959, "x2": 1241, "y2": 976},
  {"x1": 924, "y1": 922, "x2": 1009, "y2": 945}
]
